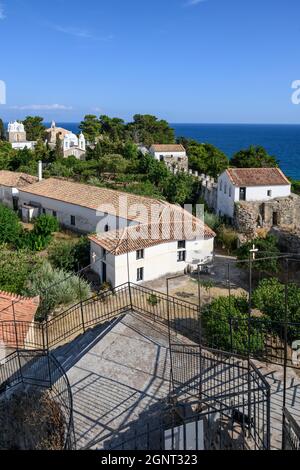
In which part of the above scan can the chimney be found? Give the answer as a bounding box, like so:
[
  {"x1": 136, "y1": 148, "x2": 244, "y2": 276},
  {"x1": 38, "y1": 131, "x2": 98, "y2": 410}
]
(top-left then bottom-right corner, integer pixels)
[{"x1": 38, "y1": 161, "x2": 43, "y2": 181}]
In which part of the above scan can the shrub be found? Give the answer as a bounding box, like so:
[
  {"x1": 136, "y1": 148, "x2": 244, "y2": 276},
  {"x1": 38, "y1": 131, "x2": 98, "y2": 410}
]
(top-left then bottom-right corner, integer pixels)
[
  {"x1": 33, "y1": 214, "x2": 59, "y2": 236},
  {"x1": 147, "y1": 294, "x2": 160, "y2": 307},
  {"x1": 202, "y1": 295, "x2": 265, "y2": 355},
  {"x1": 48, "y1": 237, "x2": 90, "y2": 271},
  {"x1": 0, "y1": 248, "x2": 38, "y2": 294},
  {"x1": 236, "y1": 235, "x2": 280, "y2": 273},
  {"x1": 253, "y1": 278, "x2": 300, "y2": 340},
  {"x1": 23, "y1": 260, "x2": 91, "y2": 321},
  {"x1": 0, "y1": 204, "x2": 23, "y2": 246},
  {"x1": 217, "y1": 225, "x2": 238, "y2": 254},
  {"x1": 204, "y1": 212, "x2": 221, "y2": 232}
]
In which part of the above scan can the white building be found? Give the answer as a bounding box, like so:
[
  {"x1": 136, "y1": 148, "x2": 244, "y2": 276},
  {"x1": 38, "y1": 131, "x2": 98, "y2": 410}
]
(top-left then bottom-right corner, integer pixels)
[
  {"x1": 89, "y1": 222, "x2": 215, "y2": 286},
  {"x1": 17, "y1": 176, "x2": 215, "y2": 286},
  {"x1": 7, "y1": 121, "x2": 36, "y2": 150},
  {"x1": 217, "y1": 168, "x2": 291, "y2": 220},
  {"x1": 45, "y1": 121, "x2": 86, "y2": 159},
  {"x1": 149, "y1": 144, "x2": 189, "y2": 171},
  {"x1": 0, "y1": 170, "x2": 38, "y2": 210}
]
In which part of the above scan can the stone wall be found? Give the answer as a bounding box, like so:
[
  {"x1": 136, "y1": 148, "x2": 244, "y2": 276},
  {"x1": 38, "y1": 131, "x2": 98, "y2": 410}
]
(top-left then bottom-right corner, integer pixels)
[{"x1": 234, "y1": 193, "x2": 300, "y2": 243}]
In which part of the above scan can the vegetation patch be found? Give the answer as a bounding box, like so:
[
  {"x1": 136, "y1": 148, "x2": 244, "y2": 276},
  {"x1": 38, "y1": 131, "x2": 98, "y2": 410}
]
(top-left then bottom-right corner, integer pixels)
[{"x1": 0, "y1": 389, "x2": 66, "y2": 450}]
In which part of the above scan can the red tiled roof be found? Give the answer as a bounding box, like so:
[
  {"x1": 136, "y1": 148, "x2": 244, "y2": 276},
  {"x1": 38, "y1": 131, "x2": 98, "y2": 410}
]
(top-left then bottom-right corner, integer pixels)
[
  {"x1": 150, "y1": 144, "x2": 186, "y2": 153},
  {"x1": 226, "y1": 168, "x2": 290, "y2": 187},
  {"x1": 89, "y1": 209, "x2": 215, "y2": 256},
  {"x1": 0, "y1": 292, "x2": 40, "y2": 349},
  {"x1": 0, "y1": 171, "x2": 38, "y2": 188},
  {"x1": 19, "y1": 178, "x2": 170, "y2": 223}
]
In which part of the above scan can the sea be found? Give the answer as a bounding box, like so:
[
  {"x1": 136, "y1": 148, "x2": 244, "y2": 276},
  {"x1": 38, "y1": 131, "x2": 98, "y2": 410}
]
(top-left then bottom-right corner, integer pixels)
[{"x1": 51, "y1": 123, "x2": 300, "y2": 180}]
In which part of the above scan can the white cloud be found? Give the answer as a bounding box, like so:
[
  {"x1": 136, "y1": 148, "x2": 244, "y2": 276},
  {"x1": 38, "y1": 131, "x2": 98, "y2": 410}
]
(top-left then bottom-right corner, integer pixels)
[
  {"x1": 9, "y1": 104, "x2": 73, "y2": 111},
  {"x1": 54, "y1": 25, "x2": 113, "y2": 41},
  {"x1": 0, "y1": 3, "x2": 5, "y2": 20},
  {"x1": 185, "y1": 0, "x2": 207, "y2": 6}
]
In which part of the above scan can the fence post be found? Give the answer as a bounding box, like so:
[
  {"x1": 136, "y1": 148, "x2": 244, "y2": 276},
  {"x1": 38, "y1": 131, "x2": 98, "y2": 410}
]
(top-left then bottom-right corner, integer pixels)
[
  {"x1": 128, "y1": 282, "x2": 133, "y2": 311},
  {"x1": 229, "y1": 317, "x2": 233, "y2": 352},
  {"x1": 78, "y1": 271, "x2": 86, "y2": 333},
  {"x1": 80, "y1": 300, "x2": 86, "y2": 333},
  {"x1": 12, "y1": 302, "x2": 23, "y2": 384}
]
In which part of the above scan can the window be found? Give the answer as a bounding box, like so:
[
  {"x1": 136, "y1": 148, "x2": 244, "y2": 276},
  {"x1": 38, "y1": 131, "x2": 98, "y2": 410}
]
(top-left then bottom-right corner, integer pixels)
[
  {"x1": 53, "y1": 211, "x2": 57, "y2": 218},
  {"x1": 42, "y1": 208, "x2": 46, "y2": 215},
  {"x1": 104, "y1": 224, "x2": 110, "y2": 232},
  {"x1": 137, "y1": 267, "x2": 144, "y2": 282},
  {"x1": 177, "y1": 251, "x2": 186, "y2": 262},
  {"x1": 224, "y1": 183, "x2": 227, "y2": 194},
  {"x1": 220, "y1": 181, "x2": 223, "y2": 191},
  {"x1": 178, "y1": 241, "x2": 186, "y2": 249},
  {"x1": 102, "y1": 248, "x2": 107, "y2": 260},
  {"x1": 71, "y1": 215, "x2": 76, "y2": 226},
  {"x1": 229, "y1": 187, "x2": 232, "y2": 198},
  {"x1": 267, "y1": 190, "x2": 272, "y2": 197},
  {"x1": 136, "y1": 249, "x2": 144, "y2": 260}
]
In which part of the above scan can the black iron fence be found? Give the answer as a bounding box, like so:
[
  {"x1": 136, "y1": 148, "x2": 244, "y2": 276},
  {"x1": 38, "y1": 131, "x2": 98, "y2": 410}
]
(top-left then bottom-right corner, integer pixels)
[
  {"x1": 1, "y1": 282, "x2": 300, "y2": 373},
  {"x1": 170, "y1": 344, "x2": 271, "y2": 450},
  {"x1": 282, "y1": 407, "x2": 300, "y2": 450},
  {"x1": 0, "y1": 350, "x2": 75, "y2": 450}
]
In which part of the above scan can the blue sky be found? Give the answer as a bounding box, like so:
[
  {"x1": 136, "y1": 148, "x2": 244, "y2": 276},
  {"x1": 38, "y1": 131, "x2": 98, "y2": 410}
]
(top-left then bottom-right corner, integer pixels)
[{"x1": 0, "y1": 0, "x2": 300, "y2": 123}]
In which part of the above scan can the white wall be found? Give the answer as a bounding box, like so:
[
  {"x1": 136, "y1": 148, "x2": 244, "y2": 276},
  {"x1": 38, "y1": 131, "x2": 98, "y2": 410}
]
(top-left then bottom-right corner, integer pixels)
[
  {"x1": 217, "y1": 172, "x2": 236, "y2": 218},
  {"x1": 11, "y1": 142, "x2": 36, "y2": 150},
  {"x1": 151, "y1": 150, "x2": 187, "y2": 161},
  {"x1": 217, "y1": 171, "x2": 291, "y2": 218},
  {"x1": 0, "y1": 186, "x2": 15, "y2": 208},
  {"x1": 90, "y1": 237, "x2": 215, "y2": 287},
  {"x1": 18, "y1": 191, "x2": 134, "y2": 233},
  {"x1": 239, "y1": 185, "x2": 291, "y2": 202}
]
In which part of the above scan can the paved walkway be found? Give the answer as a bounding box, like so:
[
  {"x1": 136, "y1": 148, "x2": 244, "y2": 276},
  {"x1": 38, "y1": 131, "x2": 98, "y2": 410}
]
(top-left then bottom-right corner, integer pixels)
[
  {"x1": 53, "y1": 313, "x2": 171, "y2": 449},
  {"x1": 52, "y1": 313, "x2": 300, "y2": 450}
]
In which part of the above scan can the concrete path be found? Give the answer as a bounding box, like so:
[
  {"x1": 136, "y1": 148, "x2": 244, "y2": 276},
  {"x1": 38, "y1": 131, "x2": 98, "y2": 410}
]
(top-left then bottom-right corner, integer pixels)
[
  {"x1": 51, "y1": 312, "x2": 300, "y2": 450},
  {"x1": 53, "y1": 313, "x2": 171, "y2": 449}
]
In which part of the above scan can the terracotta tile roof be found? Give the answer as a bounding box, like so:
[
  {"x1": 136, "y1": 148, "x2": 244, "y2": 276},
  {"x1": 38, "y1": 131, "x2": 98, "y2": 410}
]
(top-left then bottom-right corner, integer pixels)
[
  {"x1": 150, "y1": 144, "x2": 186, "y2": 153},
  {"x1": 226, "y1": 168, "x2": 290, "y2": 187},
  {"x1": 89, "y1": 210, "x2": 216, "y2": 256},
  {"x1": 19, "y1": 178, "x2": 173, "y2": 223},
  {"x1": 0, "y1": 171, "x2": 38, "y2": 188},
  {"x1": 0, "y1": 292, "x2": 40, "y2": 348}
]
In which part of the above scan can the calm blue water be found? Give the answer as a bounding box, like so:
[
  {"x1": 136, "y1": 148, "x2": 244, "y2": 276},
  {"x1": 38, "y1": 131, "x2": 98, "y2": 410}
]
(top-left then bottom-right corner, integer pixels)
[{"x1": 53, "y1": 123, "x2": 300, "y2": 180}]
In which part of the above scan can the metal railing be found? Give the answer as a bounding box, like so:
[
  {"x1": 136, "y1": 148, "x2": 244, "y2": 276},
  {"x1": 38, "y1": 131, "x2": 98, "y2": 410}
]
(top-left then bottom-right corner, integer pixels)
[
  {"x1": 282, "y1": 407, "x2": 300, "y2": 450},
  {"x1": 170, "y1": 344, "x2": 271, "y2": 450}
]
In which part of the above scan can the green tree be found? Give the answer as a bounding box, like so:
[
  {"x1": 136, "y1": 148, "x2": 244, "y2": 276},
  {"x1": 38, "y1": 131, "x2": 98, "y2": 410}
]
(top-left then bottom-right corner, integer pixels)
[
  {"x1": 236, "y1": 235, "x2": 280, "y2": 273},
  {"x1": 127, "y1": 114, "x2": 175, "y2": 146},
  {"x1": 163, "y1": 173, "x2": 194, "y2": 205},
  {"x1": 203, "y1": 295, "x2": 265, "y2": 354},
  {"x1": 54, "y1": 134, "x2": 64, "y2": 160},
  {"x1": 0, "y1": 141, "x2": 15, "y2": 169},
  {"x1": 23, "y1": 116, "x2": 46, "y2": 141},
  {"x1": 0, "y1": 204, "x2": 23, "y2": 246},
  {"x1": 0, "y1": 119, "x2": 6, "y2": 141},
  {"x1": 188, "y1": 141, "x2": 229, "y2": 178},
  {"x1": 49, "y1": 237, "x2": 90, "y2": 271},
  {"x1": 79, "y1": 115, "x2": 101, "y2": 142},
  {"x1": 24, "y1": 260, "x2": 91, "y2": 321},
  {"x1": 99, "y1": 115, "x2": 127, "y2": 141},
  {"x1": 9, "y1": 147, "x2": 33, "y2": 171},
  {"x1": 0, "y1": 249, "x2": 38, "y2": 294},
  {"x1": 231, "y1": 145, "x2": 278, "y2": 168},
  {"x1": 98, "y1": 154, "x2": 128, "y2": 175},
  {"x1": 253, "y1": 278, "x2": 300, "y2": 329}
]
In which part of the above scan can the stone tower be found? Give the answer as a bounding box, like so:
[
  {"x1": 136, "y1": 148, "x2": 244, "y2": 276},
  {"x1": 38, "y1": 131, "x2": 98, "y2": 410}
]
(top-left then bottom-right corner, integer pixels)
[{"x1": 7, "y1": 121, "x2": 27, "y2": 143}]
